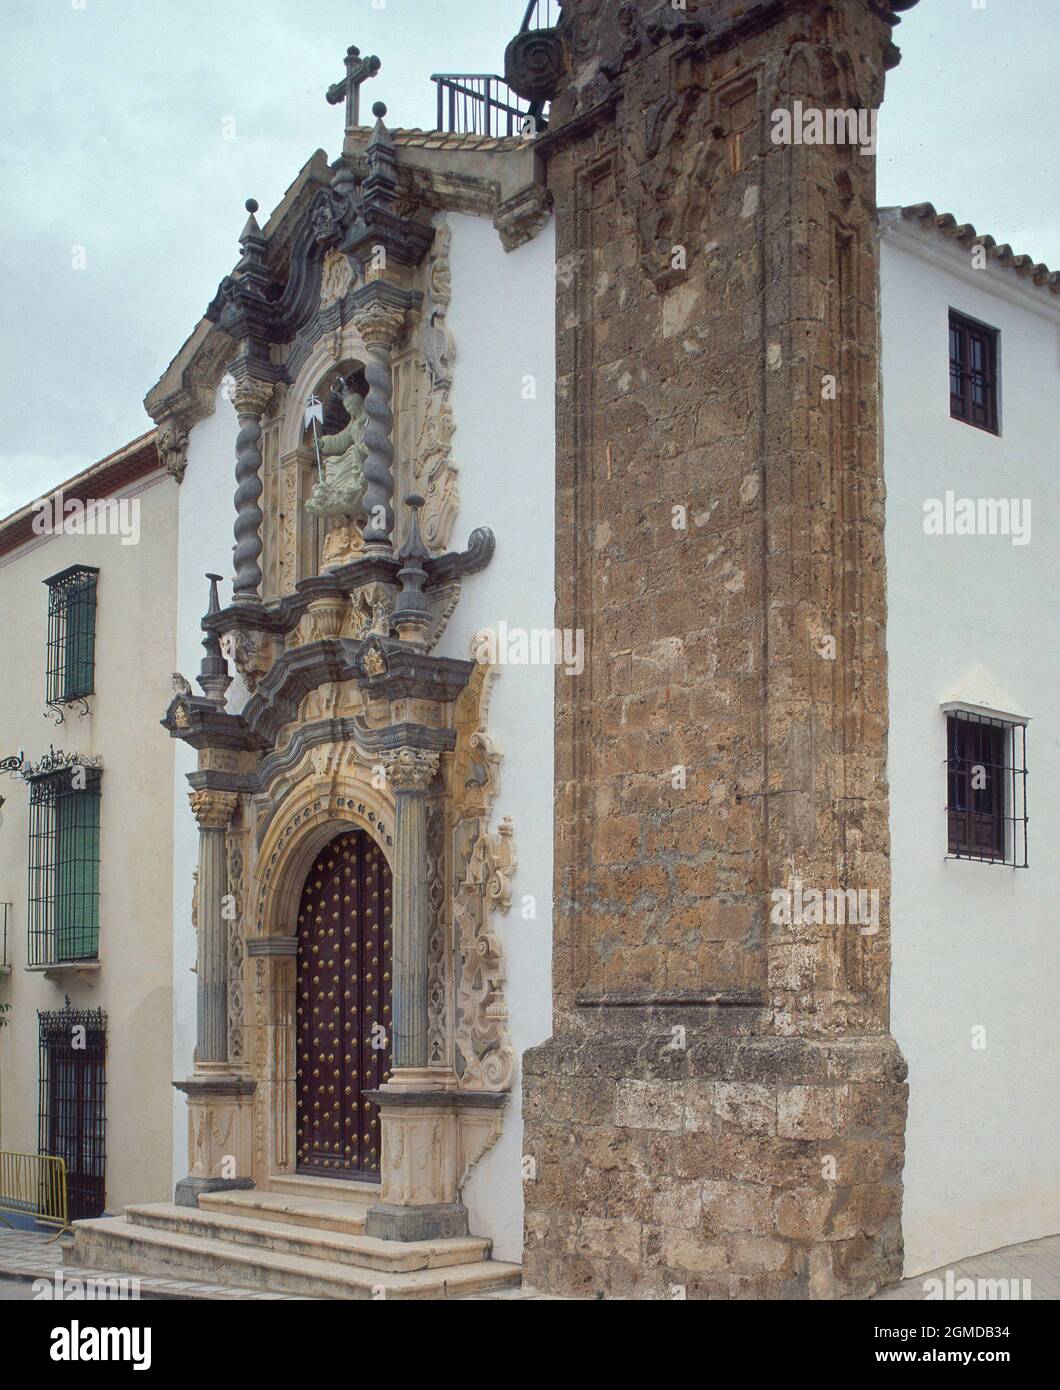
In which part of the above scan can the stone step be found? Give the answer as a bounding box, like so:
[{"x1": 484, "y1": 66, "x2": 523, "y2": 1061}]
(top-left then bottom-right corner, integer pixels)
[
  {"x1": 70, "y1": 1217, "x2": 522, "y2": 1301},
  {"x1": 268, "y1": 1174, "x2": 380, "y2": 1205},
  {"x1": 198, "y1": 1189, "x2": 370, "y2": 1236},
  {"x1": 124, "y1": 1203, "x2": 490, "y2": 1273}
]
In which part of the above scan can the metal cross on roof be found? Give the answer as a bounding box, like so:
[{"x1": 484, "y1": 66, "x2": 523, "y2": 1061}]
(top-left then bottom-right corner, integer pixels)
[{"x1": 326, "y1": 44, "x2": 381, "y2": 133}]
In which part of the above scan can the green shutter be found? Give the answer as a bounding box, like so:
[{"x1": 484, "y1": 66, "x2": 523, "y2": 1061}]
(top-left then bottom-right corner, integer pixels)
[
  {"x1": 63, "y1": 575, "x2": 97, "y2": 700},
  {"x1": 55, "y1": 784, "x2": 100, "y2": 961}
]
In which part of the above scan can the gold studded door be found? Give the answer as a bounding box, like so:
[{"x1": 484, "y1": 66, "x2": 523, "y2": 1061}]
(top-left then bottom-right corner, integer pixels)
[{"x1": 295, "y1": 829, "x2": 392, "y2": 1179}]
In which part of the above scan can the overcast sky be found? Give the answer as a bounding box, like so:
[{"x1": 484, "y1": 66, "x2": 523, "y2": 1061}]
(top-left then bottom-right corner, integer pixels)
[{"x1": 0, "y1": 0, "x2": 1056, "y2": 519}]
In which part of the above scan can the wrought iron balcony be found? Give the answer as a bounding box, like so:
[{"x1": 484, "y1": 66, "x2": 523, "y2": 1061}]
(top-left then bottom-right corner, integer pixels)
[{"x1": 432, "y1": 0, "x2": 556, "y2": 137}]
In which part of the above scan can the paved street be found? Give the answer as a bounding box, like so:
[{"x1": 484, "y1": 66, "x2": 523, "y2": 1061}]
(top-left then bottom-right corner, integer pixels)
[{"x1": 874, "y1": 1233, "x2": 1060, "y2": 1301}]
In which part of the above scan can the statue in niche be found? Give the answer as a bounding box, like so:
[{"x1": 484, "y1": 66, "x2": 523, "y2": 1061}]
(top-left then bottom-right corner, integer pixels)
[{"x1": 306, "y1": 373, "x2": 369, "y2": 569}]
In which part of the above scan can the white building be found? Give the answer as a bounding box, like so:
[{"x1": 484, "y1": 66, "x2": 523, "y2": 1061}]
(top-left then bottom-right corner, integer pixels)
[{"x1": 880, "y1": 203, "x2": 1060, "y2": 1275}]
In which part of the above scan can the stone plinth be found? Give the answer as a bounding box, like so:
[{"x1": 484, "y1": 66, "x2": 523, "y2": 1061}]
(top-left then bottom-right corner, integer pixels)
[
  {"x1": 173, "y1": 1070, "x2": 257, "y2": 1207},
  {"x1": 364, "y1": 1083, "x2": 506, "y2": 1241}
]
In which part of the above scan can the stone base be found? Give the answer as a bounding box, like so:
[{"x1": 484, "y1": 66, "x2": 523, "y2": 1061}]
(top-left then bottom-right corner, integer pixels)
[
  {"x1": 363, "y1": 1083, "x2": 507, "y2": 1242},
  {"x1": 522, "y1": 1027, "x2": 908, "y2": 1300},
  {"x1": 365, "y1": 1201, "x2": 470, "y2": 1242},
  {"x1": 174, "y1": 1176, "x2": 255, "y2": 1209},
  {"x1": 173, "y1": 1071, "x2": 257, "y2": 1197}
]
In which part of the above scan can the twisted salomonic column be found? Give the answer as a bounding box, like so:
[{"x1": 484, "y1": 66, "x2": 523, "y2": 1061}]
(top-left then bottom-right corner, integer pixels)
[
  {"x1": 189, "y1": 790, "x2": 239, "y2": 1064},
  {"x1": 382, "y1": 748, "x2": 440, "y2": 1071},
  {"x1": 352, "y1": 301, "x2": 405, "y2": 553},
  {"x1": 229, "y1": 376, "x2": 274, "y2": 602}
]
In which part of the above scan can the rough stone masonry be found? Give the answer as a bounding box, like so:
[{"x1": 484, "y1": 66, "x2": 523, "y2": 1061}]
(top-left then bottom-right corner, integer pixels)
[{"x1": 521, "y1": 0, "x2": 917, "y2": 1299}]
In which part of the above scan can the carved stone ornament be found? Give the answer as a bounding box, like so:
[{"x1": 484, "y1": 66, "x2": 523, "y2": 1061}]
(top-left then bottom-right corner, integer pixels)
[
  {"x1": 449, "y1": 634, "x2": 516, "y2": 1092},
  {"x1": 157, "y1": 419, "x2": 191, "y2": 484},
  {"x1": 227, "y1": 630, "x2": 275, "y2": 694},
  {"x1": 453, "y1": 816, "x2": 517, "y2": 1092},
  {"x1": 228, "y1": 375, "x2": 275, "y2": 420},
  {"x1": 383, "y1": 747, "x2": 440, "y2": 793},
  {"x1": 413, "y1": 218, "x2": 460, "y2": 553},
  {"x1": 362, "y1": 640, "x2": 388, "y2": 678},
  {"x1": 319, "y1": 249, "x2": 354, "y2": 308},
  {"x1": 188, "y1": 790, "x2": 239, "y2": 830},
  {"x1": 504, "y1": 25, "x2": 565, "y2": 104},
  {"x1": 350, "y1": 300, "x2": 407, "y2": 351},
  {"x1": 226, "y1": 836, "x2": 247, "y2": 1063}
]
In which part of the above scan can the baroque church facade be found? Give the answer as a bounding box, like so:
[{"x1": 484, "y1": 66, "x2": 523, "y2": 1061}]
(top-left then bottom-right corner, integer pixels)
[{"x1": 2, "y1": 0, "x2": 1057, "y2": 1300}]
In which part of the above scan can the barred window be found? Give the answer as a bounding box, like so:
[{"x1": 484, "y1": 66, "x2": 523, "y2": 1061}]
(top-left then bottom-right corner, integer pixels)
[
  {"x1": 38, "y1": 1000, "x2": 107, "y2": 1221},
  {"x1": 949, "y1": 310, "x2": 999, "y2": 434},
  {"x1": 945, "y1": 710, "x2": 1027, "y2": 866},
  {"x1": 27, "y1": 765, "x2": 102, "y2": 966},
  {"x1": 44, "y1": 566, "x2": 99, "y2": 709}
]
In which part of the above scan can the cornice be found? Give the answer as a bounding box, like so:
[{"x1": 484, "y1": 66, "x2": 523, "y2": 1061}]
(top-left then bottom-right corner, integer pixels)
[{"x1": 880, "y1": 208, "x2": 1060, "y2": 326}]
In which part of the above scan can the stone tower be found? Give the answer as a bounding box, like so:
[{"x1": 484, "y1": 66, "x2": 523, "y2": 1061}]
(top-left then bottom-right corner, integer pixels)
[{"x1": 519, "y1": 0, "x2": 919, "y2": 1298}]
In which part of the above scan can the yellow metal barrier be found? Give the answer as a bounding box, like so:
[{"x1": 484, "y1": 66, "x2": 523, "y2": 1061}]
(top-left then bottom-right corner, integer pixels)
[{"x1": 0, "y1": 1150, "x2": 69, "y2": 1238}]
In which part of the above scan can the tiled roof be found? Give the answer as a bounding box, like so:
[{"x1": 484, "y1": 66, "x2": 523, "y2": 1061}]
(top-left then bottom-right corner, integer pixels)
[
  {"x1": 348, "y1": 122, "x2": 525, "y2": 154},
  {"x1": 897, "y1": 203, "x2": 1060, "y2": 296}
]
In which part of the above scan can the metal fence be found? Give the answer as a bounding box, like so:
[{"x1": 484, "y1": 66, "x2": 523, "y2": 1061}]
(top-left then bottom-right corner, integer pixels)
[{"x1": 0, "y1": 1150, "x2": 70, "y2": 1234}]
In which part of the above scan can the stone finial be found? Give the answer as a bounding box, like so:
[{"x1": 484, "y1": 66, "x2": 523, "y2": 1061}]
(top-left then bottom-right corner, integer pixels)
[
  {"x1": 393, "y1": 494, "x2": 431, "y2": 646},
  {"x1": 363, "y1": 102, "x2": 399, "y2": 212},
  {"x1": 197, "y1": 573, "x2": 232, "y2": 704},
  {"x1": 233, "y1": 199, "x2": 271, "y2": 303}
]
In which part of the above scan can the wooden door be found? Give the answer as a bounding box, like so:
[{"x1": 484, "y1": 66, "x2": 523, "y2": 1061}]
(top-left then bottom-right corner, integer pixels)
[{"x1": 295, "y1": 829, "x2": 392, "y2": 1179}]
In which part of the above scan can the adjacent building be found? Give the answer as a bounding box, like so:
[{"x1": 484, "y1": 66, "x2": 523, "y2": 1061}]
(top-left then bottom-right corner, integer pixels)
[
  {"x1": 880, "y1": 203, "x2": 1060, "y2": 1274},
  {"x1": 0, "y1": 434, "x2": 178, "y2": 1221}
]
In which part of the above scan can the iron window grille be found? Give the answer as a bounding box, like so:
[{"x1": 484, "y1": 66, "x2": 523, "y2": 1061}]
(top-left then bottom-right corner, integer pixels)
[
  {"x1": 44, "y1": 566, "x2": 99, "y2": 717},
  {"x1": 945, "y1": 710, "x2": 1027, "y2": 866},
  {"x1": 38, "y1": 999, "x2": 107, "y2": 1222},
  {"x1": 949, "y1": 309, "x2": 999, "y2": 434},
  {"x1": 27, "y1": 765, "x2": 102, "y2": 966},
  {"x1": 1, "y1": 902, "x2": 11, "y2": 971}
]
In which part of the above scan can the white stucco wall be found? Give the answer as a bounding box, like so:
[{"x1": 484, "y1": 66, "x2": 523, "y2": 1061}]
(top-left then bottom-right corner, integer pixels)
[
  {"x1": 0, "y1": 471, "x2": 177, "y2": 1214},
  {"x1": 880, "y1": 218, "x2": 1060, "y2": 1275},
  {"x1": 171, "y1": 387, "x2": 247, "y2": 1186},
  {"x1": 435, "y1": 212, "x2": 556, "y2": 1262}
]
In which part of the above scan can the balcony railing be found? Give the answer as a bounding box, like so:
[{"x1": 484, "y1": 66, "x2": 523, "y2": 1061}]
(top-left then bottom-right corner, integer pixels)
[
  {"x1": 0, "y1": 903, "x2": 10, "y2": 975},
  {"x1": 432, "y1": 74, "x2": 537, "y2": 138},
  {"x1": 432, "y1": 0, "x2": 556, "y2": 138}
]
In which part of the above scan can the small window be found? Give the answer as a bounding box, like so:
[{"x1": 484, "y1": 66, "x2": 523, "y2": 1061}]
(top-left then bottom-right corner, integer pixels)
[
  {"x1": 949, "y1": 310, "x2": 999, "y2": 434},
  {"x1": 44, "y1": 566, "x2": 99, "y2": 711},
  {"x1": 27, "y1": 763, "x2": 102, "y2": 965},
  {"x1": 38, "y1": 1000, "x2": 107, "y2": 1221},
  {"x1": 945, "y1": 710, "x2": 1027, "y2": 866}
]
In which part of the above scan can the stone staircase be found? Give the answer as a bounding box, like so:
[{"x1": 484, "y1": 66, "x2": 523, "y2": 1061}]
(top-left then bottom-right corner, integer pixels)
[{"x1": 70, "y1": 1175, "x2": 522, "y2": 1300}]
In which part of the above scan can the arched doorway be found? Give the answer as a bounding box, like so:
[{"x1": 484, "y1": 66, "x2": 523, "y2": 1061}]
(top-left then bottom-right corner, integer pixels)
[{"x1": 294, "y1": 827, "x2": 393, "y2": 1180}]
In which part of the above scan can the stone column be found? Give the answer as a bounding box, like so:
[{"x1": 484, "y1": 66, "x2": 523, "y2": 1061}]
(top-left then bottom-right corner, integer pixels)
[
  {"x1": 351, "y1": 299, "x2": 406, "y2": 553},
  {"x1": 365, "y1": 746, "x2": 475, "y2": 1243},
  {"x1": 189, "y1": 790, "x2": 238, "y2": 1063},
  {"x1": 174, "y1": 788, "x2": 256, "y2": 1207},
  {"x1": 382, "y1": 747, "x2": 439, "y2": 1076},
  {"x1": 230, "y1": 375, "x2": 274, "y2": 603}
]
